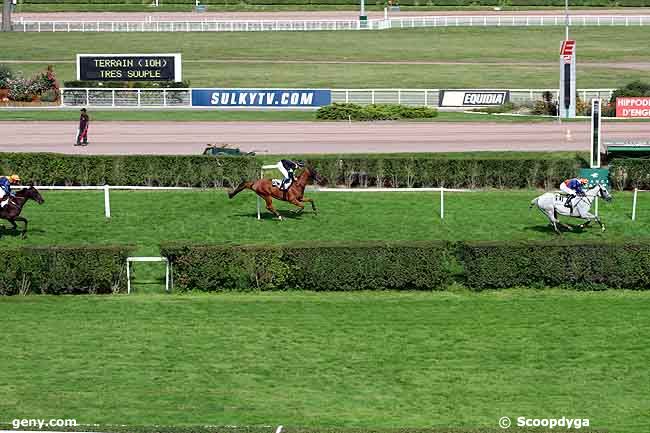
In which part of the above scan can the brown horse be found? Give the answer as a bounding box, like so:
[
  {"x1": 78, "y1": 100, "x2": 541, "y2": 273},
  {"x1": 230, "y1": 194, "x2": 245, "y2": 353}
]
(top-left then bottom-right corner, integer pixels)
[
  {"x1": 228, "y1": 166, "x2": 322, "y2": 220},
  {"x1": 0, "y1": 186, "x2": 45, "y2": 238}
]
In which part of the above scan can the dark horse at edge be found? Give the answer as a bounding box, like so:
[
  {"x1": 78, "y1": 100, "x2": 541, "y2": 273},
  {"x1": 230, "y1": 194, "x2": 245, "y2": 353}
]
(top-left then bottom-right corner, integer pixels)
[
  {"x1": 0, "y1": 186, "x2": 45, "y2": 238},
  {"x1": 228, "y1": 166, "x2": 322, "y2": 220}
]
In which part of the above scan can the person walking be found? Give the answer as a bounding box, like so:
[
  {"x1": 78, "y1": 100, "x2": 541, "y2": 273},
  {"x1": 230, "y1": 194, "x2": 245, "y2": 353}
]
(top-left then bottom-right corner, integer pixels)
[{"x1": 75, "y1": 108, "x2": 89, "y2": 146}]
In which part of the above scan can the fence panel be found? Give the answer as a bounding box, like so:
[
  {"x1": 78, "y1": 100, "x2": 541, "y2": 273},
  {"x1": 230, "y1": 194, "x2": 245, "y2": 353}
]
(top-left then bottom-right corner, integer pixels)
[
  {"x1": 60, "y1": 88, "x2": 613, "y2": 108},
  {"x1": 13, "y1": 15, "x2": 650, "y2": 32}
]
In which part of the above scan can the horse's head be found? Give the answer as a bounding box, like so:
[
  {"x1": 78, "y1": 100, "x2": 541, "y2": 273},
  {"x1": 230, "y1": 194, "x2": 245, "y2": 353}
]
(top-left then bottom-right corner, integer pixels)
[
  {"x1": 22, "y1": 186, "x2": 45, "y2": 204},
  {"x1": 304, "y1": 165, "x2": 323, "y2": 184},
  {"x1": 598, "y1": 184, "x2": 613, "y2": 202}
]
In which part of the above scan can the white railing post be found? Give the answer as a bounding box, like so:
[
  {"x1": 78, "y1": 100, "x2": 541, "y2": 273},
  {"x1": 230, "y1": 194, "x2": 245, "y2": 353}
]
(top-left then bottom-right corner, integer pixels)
[
  {"x1": 86, "y1": 88, "x2": 89, "y2": 106},
  {"x1": 126, "y1": 260, "x2": 131, "y2": 294},
  {"x1": 440, "y1": 187, "x2": 444, "y2": 219},
  {"x1": 104, "y1": 184, "x2": 111, "y2": 218},
  {"x1": 632, "y1": 188, "x2": 638, "y2": 221},
  {"x1": 112, "y1": 90, "x2": 115, "y2": 107},
  {"x1": 163, "y1": 89, "x2": 167, "y2": 107},
  {"x1": 137, "y1": 89, "x2": 141, "y2": 107}
]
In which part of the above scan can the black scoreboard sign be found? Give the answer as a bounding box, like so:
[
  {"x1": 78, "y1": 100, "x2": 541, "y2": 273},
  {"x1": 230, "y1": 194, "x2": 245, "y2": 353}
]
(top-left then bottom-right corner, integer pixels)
[{"x1": 76, "y1": 54, "x2": 182, "y2": 82}]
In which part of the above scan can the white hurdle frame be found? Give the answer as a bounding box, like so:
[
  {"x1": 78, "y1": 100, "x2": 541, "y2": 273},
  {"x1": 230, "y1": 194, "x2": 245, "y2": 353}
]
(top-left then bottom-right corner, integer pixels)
[
  {"x1": 631, "y1": 188, "x2": 650, "y2": 221},
  {"x1": 257, "y1": 164, "x2": 279, "y2": 220},
  {"x1": 126, "y1": 256, "x2": 170, "y2": 294}
]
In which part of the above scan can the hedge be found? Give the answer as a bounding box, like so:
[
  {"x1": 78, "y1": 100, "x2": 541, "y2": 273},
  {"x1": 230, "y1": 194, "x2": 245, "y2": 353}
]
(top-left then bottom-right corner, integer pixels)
[
  {"x1": 462, "y1": 241, "x2": 650, "y2": 290},
  {"x1": 160, "y1": 241, "x2": 457, "y2": 291},
  {"x1": 0, "y1": 152, "x2": 585, "y2": 190},
  {"x1": 316, "y1": 103, "x2": 438, "y2": 121},
  {"x1": 162, "y1": 240, "x2": 650, "y2": 291},
  {"x1": 0, "y1": 153, "x2": 259, "y2": 188},
  {"x1": 609, "y1": 159, "x2": 650, "y2": 190},
  {"x1": 0, "y1": 245, "x2": 134, "y2": 295},
  {"x1": 19, "y1": 0, "x2": 650, "y2": 4}
]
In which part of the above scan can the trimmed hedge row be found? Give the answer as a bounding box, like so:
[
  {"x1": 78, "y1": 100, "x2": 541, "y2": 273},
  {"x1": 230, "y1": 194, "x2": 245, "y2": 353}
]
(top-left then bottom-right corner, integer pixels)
[
  {"x1": 316, "y1": 103, "x2": 438, "y2": 121},
  {"x1": 609, "y1": 159, "x2": 650, "y2": 191},
  {"x1": 0, "y1": 152, "x2": 585, "y2": 189},
  {"x1": 161, "y1": 241, "x2": 456, "y2": 291},
  {"x1": 0, "y1": 153, "x2": 259, "y2": 188},
  {"x1": 0, "y1": 245, "x2": 134, "y2": 295},
  {"x1": 161, "y1": 241, "x2": 650, "y2": 291},
  {"x1": 20, "y1": 0, "x2": 650, "y2": 5}
]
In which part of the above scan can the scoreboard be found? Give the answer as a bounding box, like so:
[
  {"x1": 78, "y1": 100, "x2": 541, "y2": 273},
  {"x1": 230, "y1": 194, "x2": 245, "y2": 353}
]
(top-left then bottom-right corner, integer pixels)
[{"x1": 77, "y1": 54, "x2": 182, "y2": 82}]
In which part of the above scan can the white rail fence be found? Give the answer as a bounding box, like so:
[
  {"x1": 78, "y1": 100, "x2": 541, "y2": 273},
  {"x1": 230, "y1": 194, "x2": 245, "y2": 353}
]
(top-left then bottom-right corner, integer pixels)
[
  {"x1": 60, "y1": 87, "x2": 615, "y2": 108},
  {"x1": 12, "y1": 15, "x2": 650, "y2": 32}
]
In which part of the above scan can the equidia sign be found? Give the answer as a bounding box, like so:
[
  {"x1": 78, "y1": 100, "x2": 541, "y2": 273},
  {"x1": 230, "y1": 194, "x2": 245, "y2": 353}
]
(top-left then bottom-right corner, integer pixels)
[
  {"x1": 438, "y1": 90, "x2": 510, "y2": 107},
  {"x1": 192, "y1": 89, "x2": 331, "y2": 107}
]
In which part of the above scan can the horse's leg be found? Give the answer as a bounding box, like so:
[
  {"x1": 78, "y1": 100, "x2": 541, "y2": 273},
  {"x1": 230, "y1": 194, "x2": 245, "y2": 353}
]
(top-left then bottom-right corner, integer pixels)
[
  {"x1": 8, "y1": 218, "x2": 17, "y2": 231},
  {"x1": 302, "y1": 197, "x2": 318, "y2": 213},
  {"x1": 289, "y1": 199, "x2": 305, "y2": 214},
  {"x1": 264, "y1": 196, "x2": 283, "y2": 221},
  {"x1": 543, "y1": 209, "x2": 561, "y2": 234},
  {"x1": 14, "y1": 216, "x2": 27, "y2": 238}
]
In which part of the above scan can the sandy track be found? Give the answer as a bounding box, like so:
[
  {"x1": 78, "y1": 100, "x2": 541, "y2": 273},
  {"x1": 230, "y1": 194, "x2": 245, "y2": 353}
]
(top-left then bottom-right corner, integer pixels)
[
  {"x1": 2, "y1": 120, "x2": 650, "y2": 155},
  {"x1": 14, "y1": 9, "x2": 650, "y2": 21}
]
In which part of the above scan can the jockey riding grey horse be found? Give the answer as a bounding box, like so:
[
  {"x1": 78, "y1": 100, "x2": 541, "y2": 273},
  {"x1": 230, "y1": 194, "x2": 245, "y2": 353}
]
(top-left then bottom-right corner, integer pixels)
[{"x1": 531, "y1": 184, "x2": 612, "y2": 234}]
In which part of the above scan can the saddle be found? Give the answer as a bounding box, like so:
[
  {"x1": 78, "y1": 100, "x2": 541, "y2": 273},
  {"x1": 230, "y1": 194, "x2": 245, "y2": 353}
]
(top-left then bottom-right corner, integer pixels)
[{"x1": 272, "y1": 178, "x2": 292, "y2": 191}]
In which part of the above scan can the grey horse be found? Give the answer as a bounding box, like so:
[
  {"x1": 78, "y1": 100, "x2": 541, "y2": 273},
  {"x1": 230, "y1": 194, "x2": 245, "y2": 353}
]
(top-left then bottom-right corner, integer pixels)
[{"x1": 530, "y1": 184, "x2": 613, "y2": 234}]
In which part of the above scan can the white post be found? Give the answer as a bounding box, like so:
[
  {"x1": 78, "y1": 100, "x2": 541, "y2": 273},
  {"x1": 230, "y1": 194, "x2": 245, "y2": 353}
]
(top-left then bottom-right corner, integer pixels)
[
  {"x1": 165, "y1": 260, "x2": 170, "y2": 291},
  {"x1": 440, "y1": 187, "x2": 444, "y2": 219},
  {"x1": 595, "y1": 196, "x2": 599, "y2": 217},
  {"x1": 126, "y1": 261, "x2": 131, "y2": 294},
  {"x1": 384, "y1": 7, "x2": 387, "y2": 19},
  {"x1": 104, "y1": 184, "x2": 111, "y2": 218},
  {"x1": 257, "y1": 168, "x2": 263, "y2": 220},
  {"x1": 632, "y1": 188, "x2": 638, "y2": 221}
]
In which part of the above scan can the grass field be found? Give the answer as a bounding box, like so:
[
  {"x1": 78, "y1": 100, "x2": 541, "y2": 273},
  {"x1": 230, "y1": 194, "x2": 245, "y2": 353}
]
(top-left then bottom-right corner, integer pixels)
[
  {"x1": 2, "y1": 27, "x2": 648, "y2": 88},
  {"x1": 0, "y1": 290, "x2": 648, "y2": 432},
  {"x1": 0, "y1": 109, "x2": 570, "y2": 122},
  {"x1": 2, "y1": 190, "x2": 645, "y2": 256}
]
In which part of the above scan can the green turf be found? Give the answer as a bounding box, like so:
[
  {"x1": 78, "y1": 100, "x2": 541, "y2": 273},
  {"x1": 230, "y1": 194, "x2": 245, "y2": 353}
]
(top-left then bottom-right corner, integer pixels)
[
  {"x1": 0, "y1": 290, "x2": 648, "y2": 432},
  {"x1": 1, "y1": 190, "x2": 644, "y2": 256},
  {"x1": 1, "y1": 27, "x2": 649, "y2": 88},
  {"x1": 0, "y1": 109, "x2": 569, "y2": 122}
]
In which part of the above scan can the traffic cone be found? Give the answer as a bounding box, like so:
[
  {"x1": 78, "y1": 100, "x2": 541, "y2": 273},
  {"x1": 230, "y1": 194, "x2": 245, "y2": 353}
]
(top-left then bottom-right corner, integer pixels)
[{"x1": 565, "y1": 128, "x2": 573, "y2": 142}]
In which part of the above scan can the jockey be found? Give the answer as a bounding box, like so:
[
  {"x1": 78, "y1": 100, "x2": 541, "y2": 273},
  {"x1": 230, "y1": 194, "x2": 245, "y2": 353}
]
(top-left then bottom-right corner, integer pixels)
[
  {"x1": 560, "y1": 177, "x2": 588, "y2": 211},
  {"x1": 0, "y1": 174, "x2": 20, "y2": 208},
  {"x1": 275, "y1": 159, "x2": 304, "y2": 190}
]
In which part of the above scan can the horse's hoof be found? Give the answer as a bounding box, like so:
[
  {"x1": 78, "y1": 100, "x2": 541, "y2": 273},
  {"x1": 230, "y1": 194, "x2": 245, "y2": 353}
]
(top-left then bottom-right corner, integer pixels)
[{"x1": 602, "y1": 226, "x2": 606, "y2": 232}]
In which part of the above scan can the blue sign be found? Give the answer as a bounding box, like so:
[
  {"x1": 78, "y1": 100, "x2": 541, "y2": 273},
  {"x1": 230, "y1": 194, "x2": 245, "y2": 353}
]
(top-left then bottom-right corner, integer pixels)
[{"x1": 192, "y1": 89, "x2": 331, "y2": 107}]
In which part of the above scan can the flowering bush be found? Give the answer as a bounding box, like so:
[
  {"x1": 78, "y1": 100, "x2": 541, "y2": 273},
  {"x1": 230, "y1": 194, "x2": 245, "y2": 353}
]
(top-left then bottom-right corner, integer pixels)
[
  {"x1": 7, "y1": 78, "x2": 33, "y2": 102},
  {"x1": 0, "y1": 64, "x2": 13, "y2": 88}
]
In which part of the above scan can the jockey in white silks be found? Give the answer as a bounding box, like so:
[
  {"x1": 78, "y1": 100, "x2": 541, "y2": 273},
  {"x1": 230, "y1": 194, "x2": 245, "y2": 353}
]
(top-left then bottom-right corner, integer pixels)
[{"x1": 274, "y1": 159, "x2": 305, "y2": 191}]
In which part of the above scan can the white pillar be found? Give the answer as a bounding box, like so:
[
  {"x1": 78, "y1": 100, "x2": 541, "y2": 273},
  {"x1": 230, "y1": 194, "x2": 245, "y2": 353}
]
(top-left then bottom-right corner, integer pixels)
[
  {"x1": 632, "y1": 188, "x2": 638, "y2": 221},
  {"x1": 104, "y1": 184, "x2": 111, "y2": 218},
  {"x1": 440, "y1": 187, "x2": 444, "y2": 219},
  {"x1": 126, "y1": 260, "x2": 131, "y2": 294}
]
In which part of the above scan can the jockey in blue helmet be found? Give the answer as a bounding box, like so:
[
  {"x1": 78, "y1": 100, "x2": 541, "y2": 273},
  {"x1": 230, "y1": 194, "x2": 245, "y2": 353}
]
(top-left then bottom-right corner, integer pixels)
[{"x1": 0, "y1": 174, "x2": 21, "y2": 208}]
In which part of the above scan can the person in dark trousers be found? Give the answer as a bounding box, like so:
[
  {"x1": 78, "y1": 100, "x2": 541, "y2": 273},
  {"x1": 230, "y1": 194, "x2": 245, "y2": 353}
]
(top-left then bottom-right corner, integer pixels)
[{"x1": 75, "y1": 108, "x2": 89, "y2": 146}]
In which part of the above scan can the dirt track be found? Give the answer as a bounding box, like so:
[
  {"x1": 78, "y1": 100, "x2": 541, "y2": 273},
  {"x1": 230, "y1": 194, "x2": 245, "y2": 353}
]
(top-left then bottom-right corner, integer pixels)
[{"x1": 3, "y1": 120, "x2": 650, "y2": 155}]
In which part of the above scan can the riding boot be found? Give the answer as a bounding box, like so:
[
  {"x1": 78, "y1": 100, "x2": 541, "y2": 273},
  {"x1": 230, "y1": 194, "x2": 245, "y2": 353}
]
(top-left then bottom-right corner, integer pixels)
[{"x1": 564, "y1": 195, "x2": 574, "y2": 210}]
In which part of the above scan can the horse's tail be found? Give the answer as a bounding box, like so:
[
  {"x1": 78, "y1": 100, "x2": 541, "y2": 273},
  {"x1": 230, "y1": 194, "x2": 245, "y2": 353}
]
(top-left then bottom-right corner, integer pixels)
[{"x1": 228, "y1": 181, "x2": 254, "y2": 199}]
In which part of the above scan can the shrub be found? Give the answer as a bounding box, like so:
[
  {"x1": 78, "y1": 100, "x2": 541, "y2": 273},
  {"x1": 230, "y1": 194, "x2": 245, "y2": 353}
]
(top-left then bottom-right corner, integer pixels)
[
  {"x1": 605, "y1": 80, "x2": 650, "y2": 117},
  {"x1": 7, "y1": 78, "x2": 33, "y2": 102},
  {"x1": 0, "y1": 64, "x2": 13, "y2": 88},
  {"x1": 316, "y1": 103, "x2": 438, "y2": 121},
  {"x1": 0, "y1": 245, "x2": 134, "y2": 295},
  {"x1": 531, "y1": 91, "x2": 558, "y2": 116},
  {"x1": 462, "y1": 241, "x2": 650, "y2": 290},
  {"x1": 63, "y1": 80, "x2": 191, "y2": 88},
  {"x1": 0, "y1": 152, "x2": 585, "y2": 190},
  {"x1": 160, "y1": 241, "x2": 457, "y2": 292}
]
